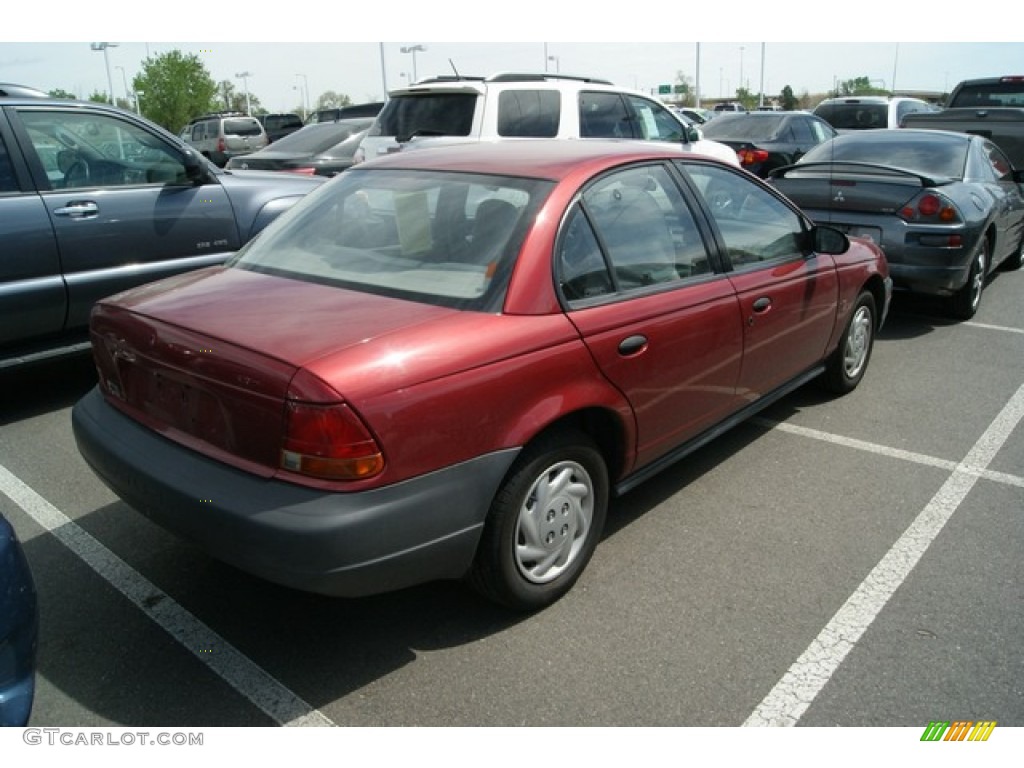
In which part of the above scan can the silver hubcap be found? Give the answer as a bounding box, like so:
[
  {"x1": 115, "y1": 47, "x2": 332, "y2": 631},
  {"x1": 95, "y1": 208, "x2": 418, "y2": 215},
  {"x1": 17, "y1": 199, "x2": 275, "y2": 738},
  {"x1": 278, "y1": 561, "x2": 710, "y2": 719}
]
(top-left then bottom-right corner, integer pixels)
[
  {"x1": 844, "y1": 305, "x2": 872, "y2": 379},
  {"x1": 968, "y1": 250, "x2": 985, "y2": 311},
  {"x1": 515, "y1": 460, "x2": 594, "y2": 584}
]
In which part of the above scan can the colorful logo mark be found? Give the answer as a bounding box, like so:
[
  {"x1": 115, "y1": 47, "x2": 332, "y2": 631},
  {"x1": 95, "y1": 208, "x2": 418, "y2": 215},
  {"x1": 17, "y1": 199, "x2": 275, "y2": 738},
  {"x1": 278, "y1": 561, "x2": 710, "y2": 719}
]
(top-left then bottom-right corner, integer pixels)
[{"x1": 920, "y1": 721, "x2": 996, "y2": 742}]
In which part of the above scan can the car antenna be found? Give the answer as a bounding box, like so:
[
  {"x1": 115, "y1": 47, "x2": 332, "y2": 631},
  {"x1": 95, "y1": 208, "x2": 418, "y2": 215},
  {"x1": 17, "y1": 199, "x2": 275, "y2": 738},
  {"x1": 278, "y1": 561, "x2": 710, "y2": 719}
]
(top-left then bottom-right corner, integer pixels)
[{"x1": 449, "y1": 59, "x2": 461, "y2": 79}]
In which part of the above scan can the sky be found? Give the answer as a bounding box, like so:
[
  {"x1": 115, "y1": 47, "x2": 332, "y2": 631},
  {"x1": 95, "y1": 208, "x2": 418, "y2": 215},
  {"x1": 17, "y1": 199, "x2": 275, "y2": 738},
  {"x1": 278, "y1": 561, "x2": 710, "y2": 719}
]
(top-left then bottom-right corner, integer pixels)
[{"x1": 3, "y1": 3, "x2": 1022, "y2": 114}]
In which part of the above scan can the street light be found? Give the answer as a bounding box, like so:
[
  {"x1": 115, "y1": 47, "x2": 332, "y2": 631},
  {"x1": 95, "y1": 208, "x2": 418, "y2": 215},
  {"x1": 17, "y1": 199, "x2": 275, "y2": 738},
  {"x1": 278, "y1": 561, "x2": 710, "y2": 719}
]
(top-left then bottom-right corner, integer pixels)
[
  {"x1": 294, "y1": 73, "x2": 309, "y2": 121},
  {"x1": 90, "y1": 42, "x2": 118, "y2": 105},
  {"x1": 115, "y1": 65, "x2": 137, "y2": 112},
  {"x1": 547, "y1": 55, "x2": 560, "y2": 74},
  {"x1": 400, "y1": 45, "x2": 426, "y2": 82},
  {"x1": 235, "y1": 71, "x2": 253, "y2": 115}
]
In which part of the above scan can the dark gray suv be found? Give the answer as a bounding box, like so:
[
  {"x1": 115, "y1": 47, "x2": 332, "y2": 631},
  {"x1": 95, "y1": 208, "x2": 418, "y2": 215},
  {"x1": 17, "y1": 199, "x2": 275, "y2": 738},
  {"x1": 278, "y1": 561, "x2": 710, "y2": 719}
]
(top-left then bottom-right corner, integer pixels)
[{"x1": 0, "y1": 93, "x2": 325, "y2": 367}]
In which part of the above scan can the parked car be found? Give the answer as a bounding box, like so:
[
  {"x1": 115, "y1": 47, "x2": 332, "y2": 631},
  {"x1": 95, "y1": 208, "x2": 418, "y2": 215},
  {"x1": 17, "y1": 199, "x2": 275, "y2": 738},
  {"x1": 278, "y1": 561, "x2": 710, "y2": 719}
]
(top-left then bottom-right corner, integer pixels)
[
  {"x1": 812, "y1": 96, "x2": 937, "y2": 132},
  {"x1": 713, "y1": 102, "x2": 746, "y2": 113},
  {"x1": 699, "y1": 111, "x2": 837, "y2": 177},
  {"x1": 767, "y1": 129, "x2": 1024, "y2": 319},
  {"x1": 674, "y1": 106, "x2": 712, "y2": 124},
  {"x1": 900, "y1": 76, "x2": 1024, "y2": 169},
  {"x1": 73, "y1": 140, "x2": 890, "y2": 612},
  {"x1": 0, "y1": 511, "x2": 38, "y2": 727},
  {"x1": 353, "y1": 72, "x2": 740, "y2": 167},
  {"x1": 259, "y1": 112, "x2": 304, "y2": 143},
  {"x1": 225, "y1": 118, "x2": 374, "y2": 176},
  {"x1": 307, "y1": 102, "x2": 385, "y2": 124},
  {"x1": 181, "y1": 112, "x2": 268, "y2": 167},
  {"x1": 0, "y1": 94, "x2": 325, "y2": 368}
]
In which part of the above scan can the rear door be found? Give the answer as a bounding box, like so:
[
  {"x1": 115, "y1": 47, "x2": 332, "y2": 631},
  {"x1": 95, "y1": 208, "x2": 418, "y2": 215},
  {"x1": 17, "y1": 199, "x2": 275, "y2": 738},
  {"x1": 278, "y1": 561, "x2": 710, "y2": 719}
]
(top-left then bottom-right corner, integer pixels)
[
  {"x1": 556, "y1": 162, "x2": 744, "y2": 470},
  {"x1": 8, "y1": 106, "x2": 240, "y2": 332}
]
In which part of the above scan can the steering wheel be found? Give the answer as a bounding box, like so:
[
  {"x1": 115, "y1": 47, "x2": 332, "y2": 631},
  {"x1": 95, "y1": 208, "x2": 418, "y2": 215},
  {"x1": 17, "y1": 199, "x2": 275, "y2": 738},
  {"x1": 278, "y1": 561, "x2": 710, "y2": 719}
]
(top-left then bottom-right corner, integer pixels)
[{"x1": 63, "y1": 159, "x2": 90, "y2": 188}]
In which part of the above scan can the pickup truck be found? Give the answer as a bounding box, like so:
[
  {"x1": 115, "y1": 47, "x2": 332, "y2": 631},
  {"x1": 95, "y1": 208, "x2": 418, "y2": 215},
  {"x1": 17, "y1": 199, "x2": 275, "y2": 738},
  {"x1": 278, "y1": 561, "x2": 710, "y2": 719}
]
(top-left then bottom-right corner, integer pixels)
[
  {"x1": 900, "y1": 76, "x2": 1024, "y2": 168},
  {"x1": 0, "y1": 92, "x2": 325, "y2": 368}
]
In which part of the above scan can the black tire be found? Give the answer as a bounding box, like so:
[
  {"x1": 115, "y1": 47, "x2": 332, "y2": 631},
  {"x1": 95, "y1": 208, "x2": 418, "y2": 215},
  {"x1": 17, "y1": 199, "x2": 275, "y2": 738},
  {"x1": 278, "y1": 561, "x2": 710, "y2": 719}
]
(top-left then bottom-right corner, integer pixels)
[
  {"x1": 950, "y1": 240, "x2": 988, "y2": 320},
  {"x1": 468, "y1": 430, "x2": 608, "y2": 611},
  {"x1": 822, "y1": 290, "x2": 876, "y2": 395}
]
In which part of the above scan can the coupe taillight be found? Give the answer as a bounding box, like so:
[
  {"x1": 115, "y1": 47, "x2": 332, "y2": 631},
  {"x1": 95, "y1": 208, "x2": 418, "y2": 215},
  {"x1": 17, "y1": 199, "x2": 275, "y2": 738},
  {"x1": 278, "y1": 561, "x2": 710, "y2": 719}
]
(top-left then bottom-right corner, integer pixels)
[
  {"x1": 737, "y1": 148, "x2": 770, "y2": 166},
  {"x1": 899, "y1": 192, "x2": 960, "y2": 223},
  {"x1": 280, "y1": 402, "x2": 384, "y2": 481}
]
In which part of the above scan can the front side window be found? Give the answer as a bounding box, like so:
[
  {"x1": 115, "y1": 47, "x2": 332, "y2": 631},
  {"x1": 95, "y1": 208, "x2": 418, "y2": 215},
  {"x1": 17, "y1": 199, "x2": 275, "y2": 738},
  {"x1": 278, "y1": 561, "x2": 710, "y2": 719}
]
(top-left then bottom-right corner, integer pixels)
[
  {"x1": 497, "y1": 90, "x2": 560, "y2": 137},
  {"x1": 624, "y1": 96, "x2": 687, "y2": 142},
  {"x1": 17, "y1": 109, "x2": 190, "y2": 190},
  {"x1": 232, "y1": 168, "x2": 552, "y2": 311},
  {"x1": 680, "y1": 163, "x2": 805, "y2": 269}
]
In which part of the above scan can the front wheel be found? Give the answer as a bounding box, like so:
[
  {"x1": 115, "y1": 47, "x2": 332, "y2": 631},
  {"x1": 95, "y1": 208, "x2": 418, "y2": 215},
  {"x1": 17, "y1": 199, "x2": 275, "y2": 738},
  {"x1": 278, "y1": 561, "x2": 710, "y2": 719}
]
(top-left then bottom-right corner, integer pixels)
[
  {"x1": 822, "y1": 290, "x2": 876, "y2": 394},
  {"x1": 468, "y1": 430, "x2": 608, "y2": 611}
]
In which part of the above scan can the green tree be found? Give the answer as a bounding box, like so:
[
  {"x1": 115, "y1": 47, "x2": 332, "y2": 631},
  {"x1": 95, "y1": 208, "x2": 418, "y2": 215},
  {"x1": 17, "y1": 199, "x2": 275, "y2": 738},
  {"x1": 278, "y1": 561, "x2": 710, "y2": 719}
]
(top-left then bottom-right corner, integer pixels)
[
  {"x1": 735, "y1": 86, "x2": 756, "y2": 110},
  {"x1": 88, "y1": 91, "x2": 110, "y2": 104},
  {"x1": 838, "y1": 76, "x2": 889, "y2": 97},
  {"x1": 132, "y1": 50, "x2": 218, "y2": 131},
  {"x1": 673, "y1": 71, "x2": 694, "y2": 106},
  {"x1": 315, "y1": 90, "x2": 352, "y2": 109},
  {"x1": 216, "y1": 80, "x2": 263, "y2": 115},
  {"x1": 48, "y1": 88, "x2": 77, "y2": 100},
  {"x1": 780, "y1": 85, "x2": 798, "y2": 111}
]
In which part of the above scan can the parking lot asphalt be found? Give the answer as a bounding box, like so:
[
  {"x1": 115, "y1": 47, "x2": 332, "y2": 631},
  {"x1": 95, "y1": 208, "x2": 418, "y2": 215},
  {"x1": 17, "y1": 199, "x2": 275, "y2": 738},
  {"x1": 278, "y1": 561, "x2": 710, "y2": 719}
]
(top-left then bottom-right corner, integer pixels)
[{"x1": 0, "y1": 268, "x2": 1021, "y2": 731}]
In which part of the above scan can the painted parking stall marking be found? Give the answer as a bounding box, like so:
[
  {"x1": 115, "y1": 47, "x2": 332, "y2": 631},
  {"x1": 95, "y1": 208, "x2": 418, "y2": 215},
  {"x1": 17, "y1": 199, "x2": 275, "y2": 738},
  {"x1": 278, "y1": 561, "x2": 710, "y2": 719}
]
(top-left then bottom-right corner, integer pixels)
[
  {"x1": 0, "y1": 463, "x2": 335, "y2": 728},
  {"x1": 744, "y1": 383, "x2": 1024, "y2": 727}
]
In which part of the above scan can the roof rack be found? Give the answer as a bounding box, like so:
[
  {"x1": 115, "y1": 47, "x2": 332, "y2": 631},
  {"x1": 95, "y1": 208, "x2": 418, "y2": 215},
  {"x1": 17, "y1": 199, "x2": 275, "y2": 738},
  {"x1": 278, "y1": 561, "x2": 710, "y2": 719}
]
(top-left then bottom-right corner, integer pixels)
[{"x1": 485, "y1": 72, "x2": 614, "y2": 85}]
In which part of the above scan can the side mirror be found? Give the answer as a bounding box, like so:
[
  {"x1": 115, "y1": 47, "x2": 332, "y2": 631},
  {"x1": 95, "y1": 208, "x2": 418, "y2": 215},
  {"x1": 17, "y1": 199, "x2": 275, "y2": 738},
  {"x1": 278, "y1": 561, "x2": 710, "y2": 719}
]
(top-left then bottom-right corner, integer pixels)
[
  {"x1": 812, "y1": 225, "x2": 850, "y2": 255},
  {"x1": 182, "y1": 148, "x2": 208, "y2": 184},
  {"x1": 685, "y1": 125, "x2": 702, "y2": 143}
]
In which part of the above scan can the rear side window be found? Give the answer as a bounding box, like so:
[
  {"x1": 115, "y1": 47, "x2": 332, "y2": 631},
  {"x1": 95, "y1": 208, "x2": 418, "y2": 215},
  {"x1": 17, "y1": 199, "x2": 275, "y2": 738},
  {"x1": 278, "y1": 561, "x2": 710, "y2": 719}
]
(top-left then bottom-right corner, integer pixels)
[
  {"x1": 497, "y1": 90, "x2": 560, "y2": 137},
  {"x1": 374, "y1": 94, "x2": 477, "y2": 140},
  {"x1": 579, "y1": 92, "x2": 631, "y2": 138}
]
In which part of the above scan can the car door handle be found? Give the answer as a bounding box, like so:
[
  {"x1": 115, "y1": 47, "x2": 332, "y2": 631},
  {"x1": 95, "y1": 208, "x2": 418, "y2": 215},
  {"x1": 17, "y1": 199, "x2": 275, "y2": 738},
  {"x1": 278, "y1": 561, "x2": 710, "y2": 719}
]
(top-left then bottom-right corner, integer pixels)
[
  {"x1": 618, "y1": 335, "x2": 648, "y2": 356},
  {"x1": 752, "y1": 297, "x2": 773, "y2": 312},
  {"x1": 53, "y1": 202, "x2": 100, "y2": 218}
]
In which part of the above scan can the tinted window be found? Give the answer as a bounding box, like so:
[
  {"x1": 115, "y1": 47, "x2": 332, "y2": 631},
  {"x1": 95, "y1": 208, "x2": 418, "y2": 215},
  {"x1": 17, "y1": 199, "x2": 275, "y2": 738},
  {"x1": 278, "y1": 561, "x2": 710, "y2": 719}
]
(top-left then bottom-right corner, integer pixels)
[
  {"x1": 374, "y1": 94, "x2": 477, "y2": 139},
  {"x1": 702, "y1": 115, "x2": 785, "y2": 140},
  {"x1": 802, "y1": 133, "x2": 969, "y2": 178},
  {"x1": 497, "y1": 90, "x2": 559, "y2": 137},
  {"x1": 579, "y1": 92, "x2": 631, "y2": 138},
  {"x1": 813, "y1": 102, "x2": 887, "y2": 130},
  {"x1": 0, "y1": 134, "x2": 18, "y2": 192},
  {"x1": 223, "y1": 118, "x2": 263, "y2": 136},
  {"x1": 233, "y1": 168, "x2": 553, "y2": 311}
]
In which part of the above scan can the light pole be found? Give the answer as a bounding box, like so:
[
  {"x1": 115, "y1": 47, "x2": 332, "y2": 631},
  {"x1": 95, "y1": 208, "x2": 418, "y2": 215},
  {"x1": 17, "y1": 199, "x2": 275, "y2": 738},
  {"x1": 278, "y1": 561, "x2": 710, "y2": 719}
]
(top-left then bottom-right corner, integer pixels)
[
  {"x1": 235, "y1": 71, "x2": 253, "y2": 115},
  {"x1": 400, "y1": 45, "x2": 426, "y2": 82},
  {"x1": 739, "y1": 45, "x2": 745, "y2": 96},
  {"x1": 294, "y1": 73, "x2": 309, "y2": 120},
  {"x1": 115, "y1": 65, "x2": 136, "y2": 112},
  {"x1": 547, "y1": 55, "x2": 560, "y2": 74},
  {"x1": 90, "y1": 42, "x2": 118, "y2": 105}
]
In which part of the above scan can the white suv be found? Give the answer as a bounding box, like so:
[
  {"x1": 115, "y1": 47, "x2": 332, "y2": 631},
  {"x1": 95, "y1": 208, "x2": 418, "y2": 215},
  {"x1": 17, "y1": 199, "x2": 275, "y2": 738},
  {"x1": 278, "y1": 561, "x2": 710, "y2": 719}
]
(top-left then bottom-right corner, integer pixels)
[
  {"x1": 812, "y1": 96, "x2": 937, "y2": 132},
  {"x1": 353, "y1": 73, "x2": 739, "y2": 166}
]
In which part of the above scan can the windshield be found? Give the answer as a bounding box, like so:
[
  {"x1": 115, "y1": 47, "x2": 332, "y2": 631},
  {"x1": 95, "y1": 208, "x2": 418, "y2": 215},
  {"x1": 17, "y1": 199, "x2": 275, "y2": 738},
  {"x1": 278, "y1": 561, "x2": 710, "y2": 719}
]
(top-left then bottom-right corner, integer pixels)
[
  {"x1": 269, "y1": 120, "x2": 373, "y2": 153},
  {"x1": 230, "y1": 168, "x2": 553, "y2": 311},
  {"x1": 801, "y1": 133, "x2": 969, "y2": 179}
]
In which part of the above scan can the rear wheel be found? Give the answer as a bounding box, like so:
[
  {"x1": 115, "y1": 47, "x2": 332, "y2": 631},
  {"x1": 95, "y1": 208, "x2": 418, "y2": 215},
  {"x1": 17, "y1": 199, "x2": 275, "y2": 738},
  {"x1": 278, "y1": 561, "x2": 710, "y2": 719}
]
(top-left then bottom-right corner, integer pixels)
[
  {"x1": 950, "y1": 241, "x2": 988, "y2": 319},
  {"x1": 468, "y1": 430, "x2": 608, "y2": 611},
  {"x1": 822, "y1": 290, "x2": 875, "y2": 394}
]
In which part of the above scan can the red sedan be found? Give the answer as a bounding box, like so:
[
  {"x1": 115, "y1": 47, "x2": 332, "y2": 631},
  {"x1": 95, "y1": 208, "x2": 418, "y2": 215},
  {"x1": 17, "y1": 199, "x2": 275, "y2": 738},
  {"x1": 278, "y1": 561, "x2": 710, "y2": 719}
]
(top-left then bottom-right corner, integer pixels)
[{"x1": 72, "y1": 140, "x2": 891, "y2": 611}]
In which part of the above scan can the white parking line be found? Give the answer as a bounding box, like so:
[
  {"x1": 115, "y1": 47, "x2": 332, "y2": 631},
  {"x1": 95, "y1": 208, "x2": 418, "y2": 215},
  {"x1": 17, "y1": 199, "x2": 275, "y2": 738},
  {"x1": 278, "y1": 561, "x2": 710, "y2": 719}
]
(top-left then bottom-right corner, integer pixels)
[
  {"x1": 0, "y1": 464, "x2": 336, "y2": 728},
  {"x1": 744, "y1": 382, "x2": 1024, "y2": 726},
  {"x1": 964, "y1": 320, "x2": 1024, "y2": 335}
]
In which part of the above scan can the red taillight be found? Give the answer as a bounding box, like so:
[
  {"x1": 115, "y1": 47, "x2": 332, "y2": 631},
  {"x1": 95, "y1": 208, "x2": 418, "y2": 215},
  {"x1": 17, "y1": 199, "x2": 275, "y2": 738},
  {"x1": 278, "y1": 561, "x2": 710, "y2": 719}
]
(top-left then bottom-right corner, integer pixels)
[
  {"x1": 285, "y1": 167, "x2": 318, "y2": 176},
  {"x1": 281, "y1": 402, "x2": 384, "y2": 481},
  {"x1": 737, "y1": 148, "x2": 770, "y2": 166},
  {"x1": 899, "y1": 192, "x2": 959, "y2": 223}
]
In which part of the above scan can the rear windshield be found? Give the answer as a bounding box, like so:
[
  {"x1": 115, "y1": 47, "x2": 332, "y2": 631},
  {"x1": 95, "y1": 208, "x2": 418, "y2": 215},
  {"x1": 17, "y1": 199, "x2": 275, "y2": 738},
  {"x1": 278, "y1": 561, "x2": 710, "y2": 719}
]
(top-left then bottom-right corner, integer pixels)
[
  {"x1": 224, "y1": 118, "x2": 264, "y2": 136},
  {"x1": 952, "y1": 82, "x2": 1024, "y2": 107},
  {"x1": 231, "y1": 168, "x2": 554, "y2": 311},
  {"x1": 372, "y1": 94, "x2": 477, "y2": 140},
  {"x1": 701, "y1": 115, "x2": 785, "y2": 140},
  {"x1": 813, "y1": 102, "x2": 887, "y2": 130},
  {"x1": 802, "y1": 133, "x2": 969, "y2": 178},
  {"x1": 271, "y1": 120, "x2": 373, "y2": 153}
]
